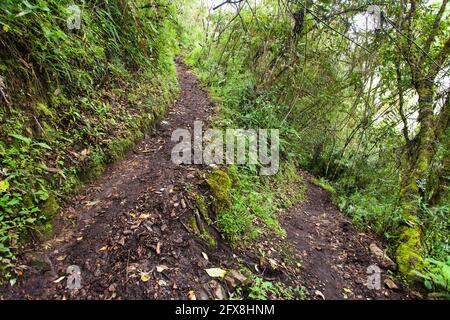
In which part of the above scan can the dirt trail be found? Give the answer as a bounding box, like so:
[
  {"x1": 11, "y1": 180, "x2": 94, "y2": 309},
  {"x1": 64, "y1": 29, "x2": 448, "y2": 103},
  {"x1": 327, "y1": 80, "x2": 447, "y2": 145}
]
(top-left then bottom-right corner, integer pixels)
[
  {"x1": 1, "y1": 63, "x2": 408, "y2": 300},
  {"x1": 280, "y1": 177, "x2": 408, "y2": 300},
  {"x1": 2, "y1": 63, "x2": 236, "y2": 300}
]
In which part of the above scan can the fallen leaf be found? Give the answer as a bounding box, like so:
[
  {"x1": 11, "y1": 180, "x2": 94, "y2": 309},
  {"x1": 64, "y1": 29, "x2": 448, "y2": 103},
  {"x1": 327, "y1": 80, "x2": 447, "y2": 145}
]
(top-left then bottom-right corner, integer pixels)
[
  {"x1": 156, "y1": 265, "x2": 169, "y2": 273},
  {"x1": 14, "y1": 270, "x2": 24, "y2": 277},
  {"x1": 158, "y1": 279, "x2": 167, "y2": 286},
  {"x1": 187, "y1": 290, "x2": 197, "y2": 300},
  {"x1": 140, "y1": 273, "x2": 150, "y2": 283},
  {"x1": 315, "y1": 290, "x2": 325, "y2": 300},
  {"x1": 205, "y1": 268, "x2": 227, "y2": 278},
  {"x1": 202, "y1": 252, "x2": 209, "y2": 260},
  {"x1": 98, "y1": 246, "x2": 108, "y2": 252},
  {"x1": 56, "y1": 255, "x2": 67, "y2": 261},
  {"x1": 54, "y1": 276, "x2": 66, "y2": 284},
  {"x1": 268, "y1": 258, "x2": 278, "y2": 269}
]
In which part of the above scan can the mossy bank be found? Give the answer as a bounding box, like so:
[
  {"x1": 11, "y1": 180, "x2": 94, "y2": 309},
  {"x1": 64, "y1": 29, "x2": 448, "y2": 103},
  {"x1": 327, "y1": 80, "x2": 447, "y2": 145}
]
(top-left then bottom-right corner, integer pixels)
[{"x1": 0, "y1": 0, "x2": 180, "y2": 282}]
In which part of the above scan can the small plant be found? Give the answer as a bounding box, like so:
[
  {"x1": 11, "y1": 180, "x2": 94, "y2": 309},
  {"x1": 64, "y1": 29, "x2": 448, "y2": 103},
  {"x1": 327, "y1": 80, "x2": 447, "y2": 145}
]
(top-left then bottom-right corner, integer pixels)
[
  {"x1": 311, "y1": 177, "x2": 336, "y2": 194},
  {"x1": 415, "y1": 258, "x2": 450, "y2": 298},
  {"x1": 215, "y1": 163, "x2": 303, "y2": 244},
  {"x1": 245, "y1": 276, "x2": 305, "y2": 300}
]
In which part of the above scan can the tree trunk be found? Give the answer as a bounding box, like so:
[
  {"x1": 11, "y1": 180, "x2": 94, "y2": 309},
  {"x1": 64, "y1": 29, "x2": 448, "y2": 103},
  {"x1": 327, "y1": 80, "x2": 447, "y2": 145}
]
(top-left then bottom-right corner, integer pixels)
[{"x1": 396, "y1": 84, "x2": 436, "y2": 277}]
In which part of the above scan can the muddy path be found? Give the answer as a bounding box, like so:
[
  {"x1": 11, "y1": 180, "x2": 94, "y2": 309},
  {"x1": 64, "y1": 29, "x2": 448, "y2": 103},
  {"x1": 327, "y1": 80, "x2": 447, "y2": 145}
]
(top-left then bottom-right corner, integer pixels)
[
  {"x1": 1, "y1": 63, "x2": 238, "y2": 300},
  {"x1": 280, "y1": 176, "x2": 409, "y2": 300},
  {"x1": 1, "y1": 63, "x2": 409, "y2": 300}
]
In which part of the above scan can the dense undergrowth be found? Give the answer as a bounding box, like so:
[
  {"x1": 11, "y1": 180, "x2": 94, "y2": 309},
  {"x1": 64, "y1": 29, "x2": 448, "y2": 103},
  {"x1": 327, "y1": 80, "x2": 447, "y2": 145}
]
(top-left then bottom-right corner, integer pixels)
[
  {"x1": 0, "y1": 0, "x2": 179, "y2": 283},
  {"x1": 184, "y1": 1, "x2": 449, "y2": 297},
  {"x1": 217, "y1": 163, "x2": 304, "y2": 244}
]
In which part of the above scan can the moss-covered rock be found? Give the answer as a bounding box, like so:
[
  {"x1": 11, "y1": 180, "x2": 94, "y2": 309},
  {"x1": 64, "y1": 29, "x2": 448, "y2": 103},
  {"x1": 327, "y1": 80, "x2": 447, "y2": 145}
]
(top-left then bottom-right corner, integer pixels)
[{"x1": 207, "y1": 169, "x2": 232, "y2": 213}]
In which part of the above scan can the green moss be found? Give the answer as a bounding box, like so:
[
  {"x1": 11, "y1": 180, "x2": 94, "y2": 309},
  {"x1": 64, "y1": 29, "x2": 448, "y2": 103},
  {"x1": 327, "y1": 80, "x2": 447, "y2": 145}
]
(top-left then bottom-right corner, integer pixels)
[
  {"x1": 189, "y1": 216, "x2": 201, "y2": 234},
  {"x1": 34, "y1": 222, "x2": 53, "y2": 242},
  {"x1": 396, "y1": 224, "x2": 425, "y2": 278},
  {"x1": 80, "y1": 152, "x2": 107, "y2": 182},
  {"x1": 109, "y1": 137, "x2": 133, "y2": 161},
  {"x1": 36, "y1": 102, "x2": 55, "y2": 119},
  {"x1": 207, "y1": 169, "x2": 232, "y2": 213},
  {"x1": 41, "y1": 194, "x2": 60, "y2": 219},
  {"x1": 399, "y1": 179, "x2": 420, "y2": 204},
  {"x1": 194, "y1": 193, "x2": 213, "y2": 225},
  {"x1": 188, "y1": 215, "x2": 217, "y2": 248},
  {"x1": 201, "y1": 228, "x2": 218, "y2": 248}
]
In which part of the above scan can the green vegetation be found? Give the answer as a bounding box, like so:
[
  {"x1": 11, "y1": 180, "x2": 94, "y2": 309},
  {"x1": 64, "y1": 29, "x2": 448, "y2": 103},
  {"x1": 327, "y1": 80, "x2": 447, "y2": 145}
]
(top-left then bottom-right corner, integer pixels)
[
  {"x1": 0, "y1": 0, "x2": 448, "y2": 299},
  {"x1": 193, "y1": 163, "x2": 304, "y2": 246},
  {"x1": 0, "y1": 0, "x2": 179, "y2": 282},
  {"x1": 215, "y1": 164, "x2": 304, "y2": 243},
  {"x1": 230, "y1": 268, "x2": 305, "y2": 300},
  {"x1": 184, "y1": 0, "x2": 449, "y2": 295}
]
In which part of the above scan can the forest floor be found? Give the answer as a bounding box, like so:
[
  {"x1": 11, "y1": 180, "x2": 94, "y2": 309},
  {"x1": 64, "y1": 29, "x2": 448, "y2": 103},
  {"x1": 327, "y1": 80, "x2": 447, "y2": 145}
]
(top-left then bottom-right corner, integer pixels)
[{"x1": 0, "y1": 63, "x2": 411, "y2": 300}]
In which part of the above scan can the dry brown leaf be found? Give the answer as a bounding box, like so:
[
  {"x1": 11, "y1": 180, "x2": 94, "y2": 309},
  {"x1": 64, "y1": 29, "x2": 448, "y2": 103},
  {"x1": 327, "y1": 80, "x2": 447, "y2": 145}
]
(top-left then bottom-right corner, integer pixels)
[{"x1": 187, "y1": 290, "x2": 197, "y2": 300}]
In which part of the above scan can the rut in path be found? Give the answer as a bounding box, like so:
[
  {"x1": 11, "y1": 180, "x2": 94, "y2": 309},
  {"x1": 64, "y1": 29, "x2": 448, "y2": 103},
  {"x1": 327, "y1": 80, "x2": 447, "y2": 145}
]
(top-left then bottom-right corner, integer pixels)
[{"x1": 1, "y1": 64, "x2": 408, "y2": 300}]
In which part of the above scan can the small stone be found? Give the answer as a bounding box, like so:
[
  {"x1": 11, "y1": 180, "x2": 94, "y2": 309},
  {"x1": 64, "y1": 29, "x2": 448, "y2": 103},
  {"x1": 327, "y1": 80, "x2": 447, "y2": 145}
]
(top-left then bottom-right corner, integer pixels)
[
  {"x1": 224, "y1": 270, "x2": 248, "y2": 290},
  {"x1": 410, "y1": 291, "x2": 424, "y2": 300},
  {"x1": 384, "y1": 279, "x2": 399, "y2": 290},
  {"x1": 369, "y1": 243, "x2": 396, "y2": 268},
  {"x1": 24, "y1": 252, "x2": 53, "y2": 272}
]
